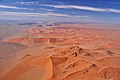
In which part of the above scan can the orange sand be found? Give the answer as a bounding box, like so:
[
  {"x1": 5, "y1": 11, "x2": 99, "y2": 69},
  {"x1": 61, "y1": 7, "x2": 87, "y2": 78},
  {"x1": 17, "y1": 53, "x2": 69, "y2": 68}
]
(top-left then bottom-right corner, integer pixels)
[{"x1": 0, "y1": 24, "x2": 120, "y2": 80}]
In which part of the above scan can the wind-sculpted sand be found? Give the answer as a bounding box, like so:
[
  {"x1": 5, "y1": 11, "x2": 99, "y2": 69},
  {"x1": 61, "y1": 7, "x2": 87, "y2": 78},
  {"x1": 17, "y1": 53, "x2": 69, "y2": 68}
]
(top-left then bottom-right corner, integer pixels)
[{"x1": 0, "y1": 24, "x2": 120, "y2": 80}]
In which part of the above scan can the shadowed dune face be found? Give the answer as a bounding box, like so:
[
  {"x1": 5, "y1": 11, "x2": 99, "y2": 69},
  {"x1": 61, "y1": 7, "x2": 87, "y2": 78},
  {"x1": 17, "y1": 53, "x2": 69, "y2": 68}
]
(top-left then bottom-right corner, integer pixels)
[
  {"x1": 3, "y1": 37, "x2": 68, "y2": 45},
  {"x1": 49, "y1": 38, "x2": 66, "y2": 44},
  {"x1": 0, "y1": 25, "x2": 120, "y2": 80},
  {"x1": 33, "y1": 38, "x2": 48, "y2": 43}
]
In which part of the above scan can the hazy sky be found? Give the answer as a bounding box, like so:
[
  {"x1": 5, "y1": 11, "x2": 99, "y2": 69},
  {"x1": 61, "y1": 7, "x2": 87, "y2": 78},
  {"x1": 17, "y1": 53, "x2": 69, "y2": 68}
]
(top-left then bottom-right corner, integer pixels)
[{"x1": 0, "y1": 0, "x2": 120, "y2": 24}]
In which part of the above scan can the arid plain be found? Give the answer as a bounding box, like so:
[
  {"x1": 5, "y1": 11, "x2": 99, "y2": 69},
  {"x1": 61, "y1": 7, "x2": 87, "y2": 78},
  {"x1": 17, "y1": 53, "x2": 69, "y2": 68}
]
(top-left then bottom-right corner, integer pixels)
[{"x1": 0, "y1": 24, "x2": 120, "y2": 80}]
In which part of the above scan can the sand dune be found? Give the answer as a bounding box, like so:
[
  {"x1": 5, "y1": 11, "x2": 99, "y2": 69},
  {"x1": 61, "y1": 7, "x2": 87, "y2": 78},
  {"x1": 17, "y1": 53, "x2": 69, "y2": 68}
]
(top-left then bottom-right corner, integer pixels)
[
  {"x1": 3, "y1": 37, "x2": 68, "y2": 45},
  {"x1": 0, "y1": 25, "x2": 120, "y2": 80}
]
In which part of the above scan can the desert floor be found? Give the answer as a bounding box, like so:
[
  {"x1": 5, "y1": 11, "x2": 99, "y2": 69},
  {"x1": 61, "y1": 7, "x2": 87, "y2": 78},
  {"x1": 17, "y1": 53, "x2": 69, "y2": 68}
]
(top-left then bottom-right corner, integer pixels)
[{"x1": 0, "y1": 24, "x2": 120, "y2": 80}]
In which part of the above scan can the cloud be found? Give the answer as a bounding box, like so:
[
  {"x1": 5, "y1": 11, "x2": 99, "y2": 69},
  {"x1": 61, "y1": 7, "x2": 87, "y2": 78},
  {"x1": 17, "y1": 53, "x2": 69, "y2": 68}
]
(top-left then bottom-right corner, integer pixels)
[
  {"x1": 0, "y1": 11, "x2": 70, "y2": 17},
  {"x1": 0, "y1": 4, "x2": 54, "y2": 11},
  {"x1": 15, "y1": 1, "x2": 39, "y2": 4},
  {"x1": 0, "y1": 5, "x2": 33, "y2": 10},
  {"x1": 4, "y1": 11, "x2": 90, "y2": 19},
  {"x1": 42, "y1": 4, "x2": 120, "y2": 13},
  {"x1": 0, "y1": 11, "x2": 94, "y2": 22},
  {"x1": 36, "y1": 8, "x2": 54, "y2": 11},
  {"x1": 0, "y1": 5, "x2": 17, "y2": 9}
]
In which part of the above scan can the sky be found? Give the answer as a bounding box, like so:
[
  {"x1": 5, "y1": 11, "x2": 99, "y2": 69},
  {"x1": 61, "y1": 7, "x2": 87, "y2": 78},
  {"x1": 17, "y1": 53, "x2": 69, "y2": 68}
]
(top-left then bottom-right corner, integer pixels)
[{"x1": 0, "y1": 0, "x2": 120, "y2": 24}]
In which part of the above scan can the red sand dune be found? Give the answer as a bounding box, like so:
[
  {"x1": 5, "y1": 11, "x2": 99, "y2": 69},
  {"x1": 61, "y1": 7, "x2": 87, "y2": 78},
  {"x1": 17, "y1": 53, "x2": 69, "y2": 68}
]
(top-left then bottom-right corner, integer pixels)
[
  {"x1": 3, "y1": 37, "x2": 67, "y2": 45},
  {"x1": 0, "y1": 25, "x2": 120, "y2": 80}
]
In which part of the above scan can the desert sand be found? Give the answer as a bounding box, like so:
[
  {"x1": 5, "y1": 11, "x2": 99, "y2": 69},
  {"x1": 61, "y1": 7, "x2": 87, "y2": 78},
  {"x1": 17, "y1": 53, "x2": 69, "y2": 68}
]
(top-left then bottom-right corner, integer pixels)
[{"x1": 0, "y1": 24, "x2": 120, "y2": 80}]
